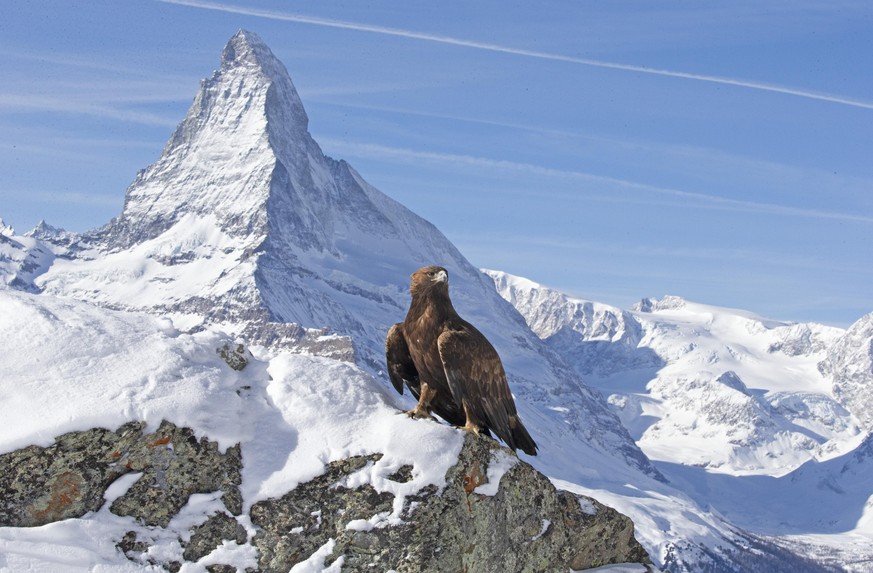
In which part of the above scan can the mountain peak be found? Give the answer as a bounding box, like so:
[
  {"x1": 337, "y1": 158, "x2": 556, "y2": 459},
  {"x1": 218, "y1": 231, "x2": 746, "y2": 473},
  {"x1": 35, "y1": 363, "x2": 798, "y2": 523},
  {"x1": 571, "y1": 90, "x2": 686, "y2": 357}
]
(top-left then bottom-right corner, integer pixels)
[
  {"x1": 218, "y1": 29, "x2": 309, "y2": 131},
  {"x1": 105, "y1": 30, "x2": 314, "y2": 246},
  {"x1": 221, "y1": 29, "x2": 271, "y2": 69}
]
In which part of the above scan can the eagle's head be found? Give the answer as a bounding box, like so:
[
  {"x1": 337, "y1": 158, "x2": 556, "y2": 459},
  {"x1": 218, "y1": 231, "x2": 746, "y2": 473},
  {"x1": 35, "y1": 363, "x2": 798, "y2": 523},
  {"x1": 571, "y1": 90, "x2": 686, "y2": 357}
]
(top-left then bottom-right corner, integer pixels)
[{"x1": 410, "y1": 265, "x2": 449, "y2": 296}]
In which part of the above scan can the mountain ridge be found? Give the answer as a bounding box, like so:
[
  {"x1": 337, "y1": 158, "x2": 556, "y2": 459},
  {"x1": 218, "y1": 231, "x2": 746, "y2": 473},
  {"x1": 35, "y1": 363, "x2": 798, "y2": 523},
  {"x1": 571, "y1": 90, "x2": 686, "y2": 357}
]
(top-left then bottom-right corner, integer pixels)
[{"x1": 485, "y1": 268, "x2": 864, "y2": 476}]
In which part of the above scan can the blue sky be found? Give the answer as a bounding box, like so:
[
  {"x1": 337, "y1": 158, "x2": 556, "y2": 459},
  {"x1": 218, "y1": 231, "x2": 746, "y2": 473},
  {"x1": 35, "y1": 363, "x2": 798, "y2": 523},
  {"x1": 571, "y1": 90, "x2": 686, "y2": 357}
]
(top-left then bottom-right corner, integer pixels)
[{"x1": 1, "y1": 1, "x2": 871, "y2": 326}]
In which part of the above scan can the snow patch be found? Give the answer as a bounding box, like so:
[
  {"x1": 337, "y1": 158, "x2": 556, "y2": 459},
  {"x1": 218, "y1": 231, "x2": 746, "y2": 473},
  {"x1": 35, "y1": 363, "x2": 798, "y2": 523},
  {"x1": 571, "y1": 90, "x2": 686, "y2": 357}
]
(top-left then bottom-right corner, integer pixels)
[
  {"x1": 289, "y1": 538, "x2": 344, "y2": 573},
  {"x1": 474, "y1": 449, "x2": 519, "y2": 496}
]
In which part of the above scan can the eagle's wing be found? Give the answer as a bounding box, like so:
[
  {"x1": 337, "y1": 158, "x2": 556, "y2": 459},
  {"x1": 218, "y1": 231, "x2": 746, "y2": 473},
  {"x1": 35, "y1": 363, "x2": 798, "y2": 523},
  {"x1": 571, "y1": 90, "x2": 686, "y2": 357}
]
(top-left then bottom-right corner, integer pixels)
[
  {"x1": 386, "y1": 323, "x2": 419, "y2": 397},
  {"x1": 438, "y1": 324, "x2": 538, "y2": 455},
  {"x1": 438, "y1": 326, "x2": 512, "y2": 429}
]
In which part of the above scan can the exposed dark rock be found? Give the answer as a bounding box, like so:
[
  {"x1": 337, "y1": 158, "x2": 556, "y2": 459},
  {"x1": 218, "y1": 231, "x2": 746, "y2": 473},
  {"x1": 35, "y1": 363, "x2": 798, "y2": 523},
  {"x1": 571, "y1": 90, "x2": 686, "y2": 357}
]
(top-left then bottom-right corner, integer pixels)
[
  {"x1": 183, "y1": 511, "x2": 248, "y2": 562},
  {"x1": 206, "y1": 565, "x2": 240, "y2": 573},
  {"x1": 387, "y1": 464, "x2": 415, "y2": 483},
  {"x1": 116, "y1": 530, "x2": 150, "y2": 558},
  {"x1": 0, "y1": 420, "x2": 242, "y2": 528},
  {"x1": 217, "y1": 342, "x2": 252, "y2": 371},
  {"x1": 250, "y1": 433, "x2": 650, "y2": 572},
  {"x1": 109, "y1": 421, "x2": 243, "y2": 527}
]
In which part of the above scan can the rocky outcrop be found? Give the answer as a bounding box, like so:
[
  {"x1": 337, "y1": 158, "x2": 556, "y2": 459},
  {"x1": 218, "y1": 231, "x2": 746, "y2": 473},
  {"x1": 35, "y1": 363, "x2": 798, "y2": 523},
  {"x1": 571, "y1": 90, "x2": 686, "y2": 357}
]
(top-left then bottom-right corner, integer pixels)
[
  {"x1": 252, "y1": 433, "x2": 648, "y2": 572},
  {"x1": 0, "y1": 424, "x2": 650, "y2": 571},
  {"x1": 0, "y1": 420, "x2": 242, "y2": 529}
]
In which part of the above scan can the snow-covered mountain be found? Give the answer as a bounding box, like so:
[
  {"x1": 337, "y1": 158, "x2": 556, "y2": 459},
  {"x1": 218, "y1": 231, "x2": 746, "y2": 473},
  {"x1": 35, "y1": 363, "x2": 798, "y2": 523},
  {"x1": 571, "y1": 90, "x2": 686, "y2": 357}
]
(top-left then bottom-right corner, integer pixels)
[
  {"x1": 488, "y1": 269, "x2": 873, "y2": 569},
  {"x1": 822, "y1": 313, "x2": 873, "y2": 431},
  {"x1": 3, "y1": 29, "x2": 873, "y2": 572},
  {"x1": 0, "y1": 220, "x2": 62, "y2": 291},
  {"x1": 486, "y1": 270, "x2": 863, "y2": 477}
]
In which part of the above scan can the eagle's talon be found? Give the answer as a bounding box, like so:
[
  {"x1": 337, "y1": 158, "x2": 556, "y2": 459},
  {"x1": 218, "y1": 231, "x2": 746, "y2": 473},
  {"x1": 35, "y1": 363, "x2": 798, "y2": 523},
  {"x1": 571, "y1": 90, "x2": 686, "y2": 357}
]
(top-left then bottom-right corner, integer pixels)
[
  {"x1": 460, "y1": 422, "x2": 481, "y2": 436},
  {"x1": 406, "y1": 407, "x2": 434, "y2": 420}
]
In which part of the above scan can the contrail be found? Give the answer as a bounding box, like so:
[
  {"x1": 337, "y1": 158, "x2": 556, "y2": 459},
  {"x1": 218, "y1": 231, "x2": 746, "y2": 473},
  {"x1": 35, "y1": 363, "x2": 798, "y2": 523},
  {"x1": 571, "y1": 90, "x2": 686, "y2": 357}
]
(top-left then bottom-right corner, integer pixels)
[
  {"x1": 160, "y1": 0, "x2": 873, "y2": 111},
  {"x1": 322, "y1": 138, "x2": 873, "y2": 224}
]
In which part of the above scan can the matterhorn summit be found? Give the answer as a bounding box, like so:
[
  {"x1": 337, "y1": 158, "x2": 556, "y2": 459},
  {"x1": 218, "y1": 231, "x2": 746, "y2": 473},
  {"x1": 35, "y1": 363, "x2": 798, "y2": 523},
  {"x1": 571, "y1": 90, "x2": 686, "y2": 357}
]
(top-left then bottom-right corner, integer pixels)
[
  {"x1": 115, "y1": 29, "x2": 309, "y2": 244},
  {"x1": 37, "y1": 30, "x2": 472, "y2": 357}
]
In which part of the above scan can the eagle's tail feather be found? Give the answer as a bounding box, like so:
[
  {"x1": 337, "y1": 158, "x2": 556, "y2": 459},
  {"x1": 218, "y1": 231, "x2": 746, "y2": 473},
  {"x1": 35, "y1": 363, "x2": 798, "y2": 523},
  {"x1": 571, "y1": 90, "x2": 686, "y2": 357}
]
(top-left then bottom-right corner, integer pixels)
[{"x1": 509, "y1": 416, "x2": 538, "y2": 456}]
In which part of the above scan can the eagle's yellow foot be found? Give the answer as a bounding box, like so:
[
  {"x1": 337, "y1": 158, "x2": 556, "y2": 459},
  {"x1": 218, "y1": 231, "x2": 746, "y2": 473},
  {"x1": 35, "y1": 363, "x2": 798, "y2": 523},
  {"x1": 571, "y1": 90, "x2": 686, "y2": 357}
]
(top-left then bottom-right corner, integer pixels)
[
  {"x1": 403, "y1": 382, "x2": 436, "y2": 420},
  {"x1": 405, "y1": 405, "x2": 434, "y2": 420},
  {"x1": 460, "y1": 402, "x2": 481, "y2": 435},
  {"x1": 460, "y1": 421, "x2": 481, "y2": 436}
]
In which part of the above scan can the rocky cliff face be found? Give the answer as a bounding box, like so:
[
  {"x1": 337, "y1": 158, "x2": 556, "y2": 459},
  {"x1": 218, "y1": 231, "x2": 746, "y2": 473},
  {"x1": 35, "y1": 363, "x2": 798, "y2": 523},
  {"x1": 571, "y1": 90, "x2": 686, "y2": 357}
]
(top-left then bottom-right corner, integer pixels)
[{"x1": 0, "y1": 421, "x2": 649, "y2": 572}]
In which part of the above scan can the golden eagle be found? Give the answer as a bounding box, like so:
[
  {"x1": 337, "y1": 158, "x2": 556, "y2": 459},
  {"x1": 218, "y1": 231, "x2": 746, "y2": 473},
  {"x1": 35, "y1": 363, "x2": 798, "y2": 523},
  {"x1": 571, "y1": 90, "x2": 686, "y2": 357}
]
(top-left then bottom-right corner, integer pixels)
[{"x1": 386, "y1": 265, "x2": 537, "y2": 455}]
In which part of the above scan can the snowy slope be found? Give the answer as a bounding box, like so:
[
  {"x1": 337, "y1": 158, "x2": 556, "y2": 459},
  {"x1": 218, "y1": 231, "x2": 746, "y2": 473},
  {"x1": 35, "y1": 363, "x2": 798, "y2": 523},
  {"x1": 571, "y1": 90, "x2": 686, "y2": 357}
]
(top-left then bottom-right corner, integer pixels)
[
  {"x1": 0, "y1": 288, "x2": 464, "y2": 571},
  {"x1": 487, "y1": 269, "x2": 862, "y2": 477}
]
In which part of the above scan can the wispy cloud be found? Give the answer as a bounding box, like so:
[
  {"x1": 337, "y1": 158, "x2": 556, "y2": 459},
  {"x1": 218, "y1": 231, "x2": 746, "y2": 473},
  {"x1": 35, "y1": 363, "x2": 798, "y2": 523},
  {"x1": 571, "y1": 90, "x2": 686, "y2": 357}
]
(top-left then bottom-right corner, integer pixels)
[
  {"x1": 161, "y1": 0, "x2": 873, "y2": 111},
  {"x1": 4, "y1": 190, "x2": 120, "y2": 207},
  {"x1": 0, "y1": 137, "x2": 159, "y2": 164},
  {"x1": 321, "y1": 138, "x2": 873, "y2": 224},
  {"x1": 0, "y1": 48, "x2": 159, "y2": 76},
  {"x1": 0, "y1": 95, "x2": 179, "y2": 127}
]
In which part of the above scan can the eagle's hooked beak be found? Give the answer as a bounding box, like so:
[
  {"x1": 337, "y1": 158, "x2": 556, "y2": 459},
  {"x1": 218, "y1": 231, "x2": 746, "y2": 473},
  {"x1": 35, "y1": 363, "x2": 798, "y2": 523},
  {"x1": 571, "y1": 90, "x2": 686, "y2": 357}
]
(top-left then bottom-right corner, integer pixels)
[{"x1": 433, "y1": 269, "x2": 448, "y2": 283}]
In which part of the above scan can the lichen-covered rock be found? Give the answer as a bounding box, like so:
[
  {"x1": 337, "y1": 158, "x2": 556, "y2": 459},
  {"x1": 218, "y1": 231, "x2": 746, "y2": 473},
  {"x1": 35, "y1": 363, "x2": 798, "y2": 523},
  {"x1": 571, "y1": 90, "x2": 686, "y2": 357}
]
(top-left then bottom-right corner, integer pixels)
[
  {"x1": 250, "y1": 453, "x2": 396, "y2": 571},
  {"x1": 559, "y1": 493, "x2": 650, "y2": 569},
  {"x1": 109, "y1": 421, "x2": 243, "y2": 527},
  {"x1": 183, "y1": 511, "x2": 248, "y2": 562},
  {"x1": 0, "y1": 420, "x2": 242, "y2": 529},
  {"x1": 1, "y1": 421, "x2": 649, "y2": 571},
  {"x1": 251, "y1": 433, "x2": 650, "y2": 572},
  {"x1": 0, "y1": 421, "x2": 142, "y2": 527}
]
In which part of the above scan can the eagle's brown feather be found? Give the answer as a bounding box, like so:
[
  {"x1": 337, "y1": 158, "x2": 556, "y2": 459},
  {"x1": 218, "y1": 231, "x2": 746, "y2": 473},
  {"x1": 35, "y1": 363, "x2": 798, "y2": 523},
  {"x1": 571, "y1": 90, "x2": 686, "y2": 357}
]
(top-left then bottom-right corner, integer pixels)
[
  {"x1": 385, "y1": 265, "x2": 537, "y2": 455},
  {"x1": 385, "y1": 323, "x2": 417, "y2": 396}
]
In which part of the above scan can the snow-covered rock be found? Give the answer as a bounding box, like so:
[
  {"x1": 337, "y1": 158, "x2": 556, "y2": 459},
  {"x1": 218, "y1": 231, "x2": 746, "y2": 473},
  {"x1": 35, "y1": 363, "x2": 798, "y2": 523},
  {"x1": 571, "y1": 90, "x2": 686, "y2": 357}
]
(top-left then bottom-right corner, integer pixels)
[
  {"x1": 0, "y1": 225, "x2": 58, "y2": 291},
  {"x1": 822, "y1": 312, "x2": 873, "y2": 430}
]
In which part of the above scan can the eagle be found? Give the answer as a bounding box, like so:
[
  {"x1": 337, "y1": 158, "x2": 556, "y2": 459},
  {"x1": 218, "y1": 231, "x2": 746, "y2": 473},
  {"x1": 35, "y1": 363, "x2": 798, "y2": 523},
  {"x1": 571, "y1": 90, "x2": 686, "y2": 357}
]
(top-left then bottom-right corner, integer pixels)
[{"x1": 386, "y1": 265, "x2": 537, "y2": 456}]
